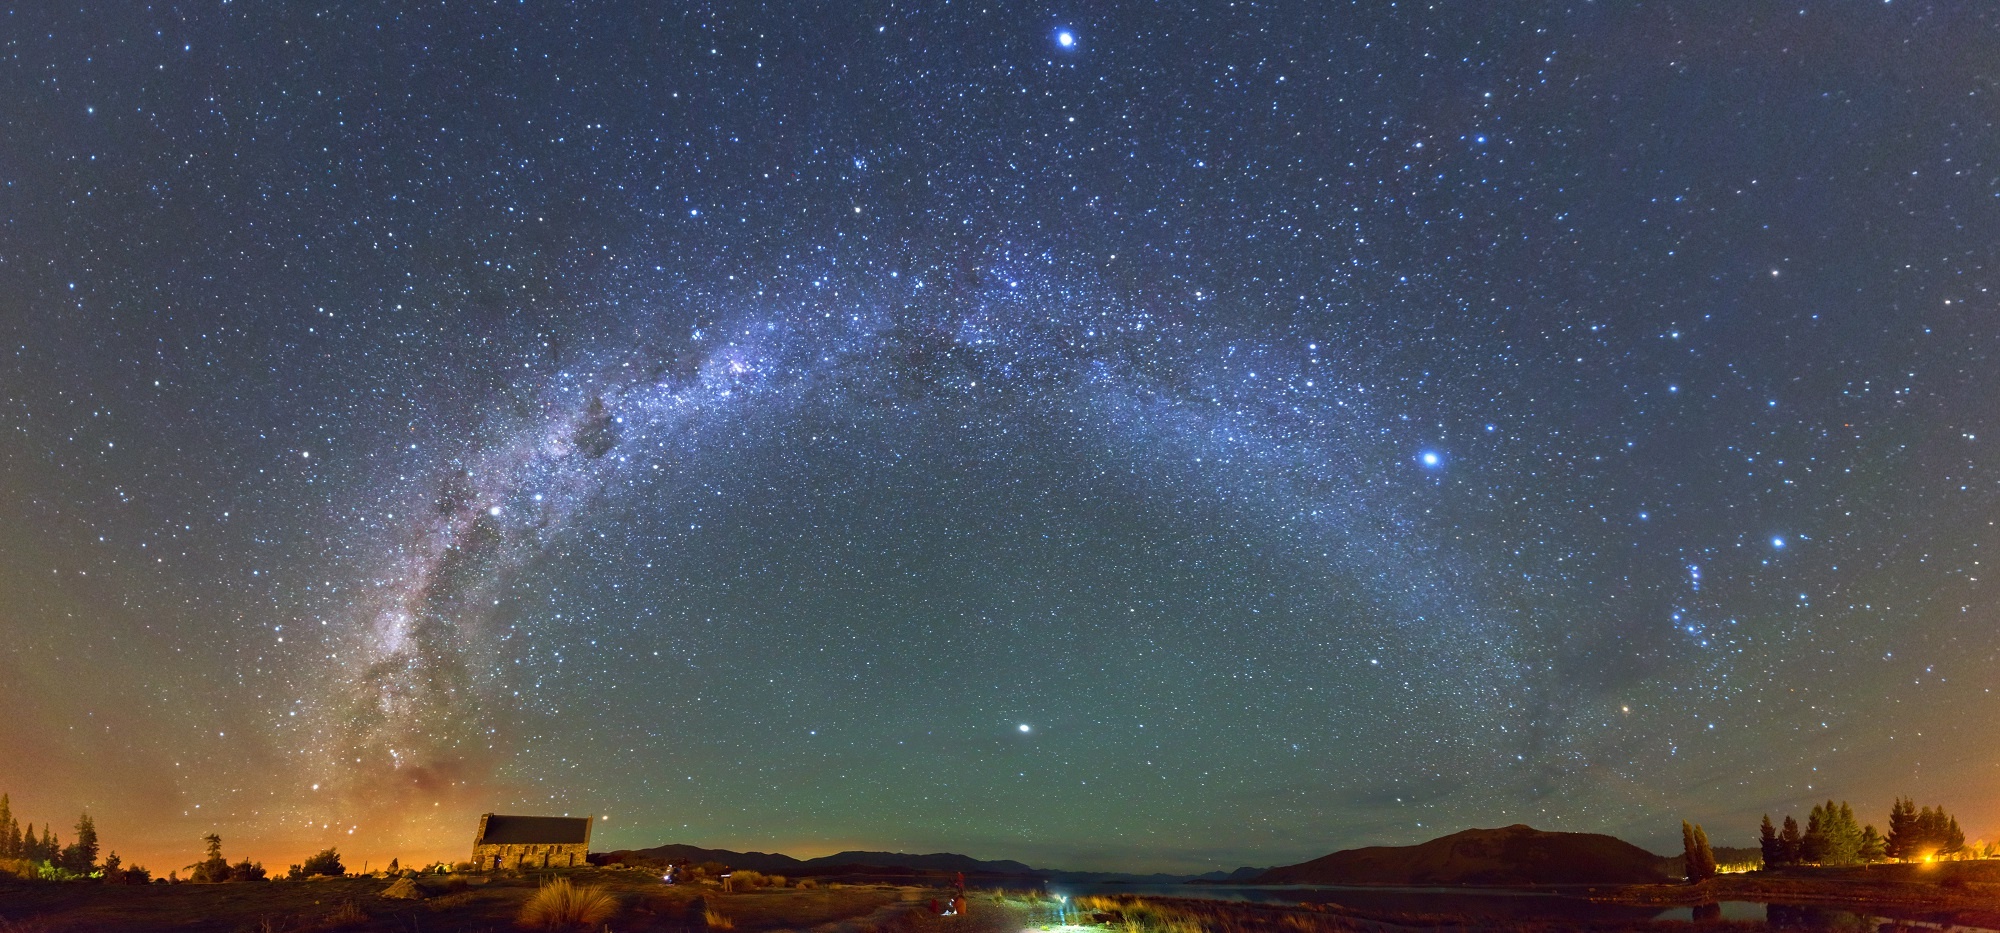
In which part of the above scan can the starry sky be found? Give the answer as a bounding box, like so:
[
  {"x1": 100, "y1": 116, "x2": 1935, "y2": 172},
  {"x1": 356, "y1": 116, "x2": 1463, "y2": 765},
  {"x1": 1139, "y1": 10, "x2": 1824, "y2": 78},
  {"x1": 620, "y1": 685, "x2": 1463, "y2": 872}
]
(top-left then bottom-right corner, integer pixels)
[{"x1": 3, "y1": 2, "x2": 1999, "y2": 874}]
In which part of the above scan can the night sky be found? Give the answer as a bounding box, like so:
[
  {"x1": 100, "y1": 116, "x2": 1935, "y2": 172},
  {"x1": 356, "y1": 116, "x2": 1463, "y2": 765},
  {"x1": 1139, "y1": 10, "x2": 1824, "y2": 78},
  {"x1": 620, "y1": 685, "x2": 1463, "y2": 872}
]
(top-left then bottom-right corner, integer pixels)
[{"x1": 3, "y1": 2, "x2": 1999, "y2": 874}]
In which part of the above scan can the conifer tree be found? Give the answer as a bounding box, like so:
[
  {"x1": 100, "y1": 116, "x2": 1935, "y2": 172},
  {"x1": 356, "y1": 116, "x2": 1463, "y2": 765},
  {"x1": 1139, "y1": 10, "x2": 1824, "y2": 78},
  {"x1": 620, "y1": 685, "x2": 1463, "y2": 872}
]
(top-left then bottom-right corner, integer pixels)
[
  {"x1": 1801, "y1": 803, "x2": 1828, "y2": 864},
  {"x1": 1682, "y1": 821, "x2": 1702, "y2": 881},
  {"x1": 1919, "y1": 805, "x2": 1941, "y2": 852},
  {"x1": 1823, "y1": 801, "x2": 1863, "y2": 866},
  {"x1": 1946, "y1": 817, "x2": 1966, "y2": 855},
  {"x1": 1692, "y1": 824, "x2": 1719, "y2": 880},
  {"x1": 0, "y1": 794, "x2": 14, "y2": 858},
  {"x1": 1887, "y1": 797, "x2": 1917, "y2": 860},
  {"x1": 1759, "y1": 815, "x2": 1781, "y2": 869},
  {"x1": 1779, "y1": 815, "x2": 1803, "y2": 866},
  {"x1": 191, "y1": 833, "x2": 230, "y2": 883},
  {"x1": 1860, "y1": 825, "x2": 1887, "y2": 862},
  {"x1": 63, "y1": 813, "x2": 99, "y2": 874}
]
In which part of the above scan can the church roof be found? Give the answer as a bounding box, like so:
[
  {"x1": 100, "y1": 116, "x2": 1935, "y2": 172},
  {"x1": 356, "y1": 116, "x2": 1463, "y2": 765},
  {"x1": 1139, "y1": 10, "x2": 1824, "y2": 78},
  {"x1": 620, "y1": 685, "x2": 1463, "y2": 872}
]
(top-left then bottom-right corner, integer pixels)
[{"x1": 476, "y1": 814, "x2": 593, "y2": 845}]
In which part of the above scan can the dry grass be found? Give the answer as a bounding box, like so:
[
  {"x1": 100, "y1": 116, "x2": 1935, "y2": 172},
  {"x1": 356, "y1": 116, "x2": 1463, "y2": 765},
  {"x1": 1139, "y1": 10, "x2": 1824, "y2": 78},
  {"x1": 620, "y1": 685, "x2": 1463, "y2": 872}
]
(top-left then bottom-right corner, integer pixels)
[
  {"x1": 1072, "y1": 894, "x2": 1371, "y2": 933},
  {"x1": 517, "y1": 876, "x2": 618, "y2": 930},
  {"x1": 322, "y1": 899, "x2": 368, "y2": 928},
  {"x1": 726, "y1": 868, "x2": 787, "y2": 889},
  {"x1": 703, "y1": 904, "x2": 736, "y2": 928}
]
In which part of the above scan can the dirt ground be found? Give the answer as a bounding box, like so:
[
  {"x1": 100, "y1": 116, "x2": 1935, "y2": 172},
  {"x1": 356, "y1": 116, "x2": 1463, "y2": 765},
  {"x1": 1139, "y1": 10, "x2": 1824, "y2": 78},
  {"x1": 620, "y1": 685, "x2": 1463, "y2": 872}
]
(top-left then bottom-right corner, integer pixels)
[{"x1": 0, "y1": 871, "x2": 1048, "y2": 933}]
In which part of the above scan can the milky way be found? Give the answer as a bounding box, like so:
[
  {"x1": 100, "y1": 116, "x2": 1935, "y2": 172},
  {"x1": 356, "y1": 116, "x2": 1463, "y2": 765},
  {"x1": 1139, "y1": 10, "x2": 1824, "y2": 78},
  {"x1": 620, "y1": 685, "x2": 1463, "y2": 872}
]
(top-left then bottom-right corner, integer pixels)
[{"x1": 3, "y1": 3, "x2": 1999, "y2": 872}]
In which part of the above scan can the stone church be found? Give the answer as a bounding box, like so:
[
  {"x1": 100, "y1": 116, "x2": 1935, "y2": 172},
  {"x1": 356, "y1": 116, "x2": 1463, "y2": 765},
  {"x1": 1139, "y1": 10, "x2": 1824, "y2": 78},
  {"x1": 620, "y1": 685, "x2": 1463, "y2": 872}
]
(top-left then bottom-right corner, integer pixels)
[{"x1": 471, "y1": 814, "x2": 594, "y2": 870}]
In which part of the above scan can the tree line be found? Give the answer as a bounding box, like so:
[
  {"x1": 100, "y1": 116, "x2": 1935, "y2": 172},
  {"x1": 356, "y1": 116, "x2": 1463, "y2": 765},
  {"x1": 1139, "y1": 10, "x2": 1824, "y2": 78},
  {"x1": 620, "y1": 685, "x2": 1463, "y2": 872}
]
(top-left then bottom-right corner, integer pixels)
[
  {"x1": 1755, "y1": 797, "x2": 1969, "y2": 869},
  {"x1": 0, "y1": 793, "x2": 146, "y2": 883},
  {"x1": 168, "y1": 834, "x2": 343, "y2": 883},
  {"x1": 0, "y1": 791, "x2": 345, "y2": 884}
]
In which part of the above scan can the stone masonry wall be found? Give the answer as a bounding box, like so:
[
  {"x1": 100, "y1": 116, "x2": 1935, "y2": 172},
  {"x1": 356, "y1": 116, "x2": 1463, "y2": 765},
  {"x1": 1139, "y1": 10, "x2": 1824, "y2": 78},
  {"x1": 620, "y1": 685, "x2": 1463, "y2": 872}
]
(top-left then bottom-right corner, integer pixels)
[{"x1": 473, "y1": 842, "x2": 588, "y2": 870}]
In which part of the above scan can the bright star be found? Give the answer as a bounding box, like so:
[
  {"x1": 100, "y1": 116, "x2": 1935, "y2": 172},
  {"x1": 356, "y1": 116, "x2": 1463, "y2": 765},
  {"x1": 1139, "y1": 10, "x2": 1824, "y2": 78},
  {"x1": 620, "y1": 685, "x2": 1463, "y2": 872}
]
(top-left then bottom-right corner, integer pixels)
[
  {"x1": 1418, "y1": 450, "x2": 1443, "y2": 469},
  {"x1": 1771, "y1": 536, "x2": 1786, "y2": 549},
  {"x1": 1018, "y1": 723, "x2": 1032, "y2": 733},
  {"x1": 1055, "y1": 29, "x2": 1075, "y2": 48}
]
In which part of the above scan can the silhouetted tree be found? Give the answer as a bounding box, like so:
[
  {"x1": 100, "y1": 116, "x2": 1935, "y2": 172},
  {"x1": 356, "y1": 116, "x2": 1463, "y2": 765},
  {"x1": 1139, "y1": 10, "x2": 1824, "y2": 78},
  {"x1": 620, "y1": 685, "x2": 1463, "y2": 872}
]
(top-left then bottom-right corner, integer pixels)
[
  {"x1": 1693, "y1": 824, "x2": 1718, "y2": 880},
  {"x1": 0, "y1": 794, "x2": 15, "y2": 858},
  {"x1": 1859, "y1": 825, "x2": 1887, "y2": 863},
  {"x1": 1882, "y1": 797, "x2": 1964, "y2": 860},
  {"x1": 102, "y1": 852, "x2": 151, "y2": 885},
  {"x1": 1682, "y1": 821, "x2": 1718, "y2": 881},
  {"x1": 1887, "y1": 797, "x2": 1918, "y2": 860},
  {"x1": 1821, "y1": 801, "x2": 1863, "y2": 866},
  {"x1": 293, "y1": 847, "x2": 344, "y2": 878},
  {"x1": 190, "y1": 833, "x2": 230, "y2": 883},
  {"x1": 1779, "y1": 815, "x2": 1803, "y2": 866},
  {"x1": 229, "y1": 858, "x2": 267, "y2": 882},
  {"x1": 22, "y1": 824, "x2": 58, "y2": 864},
  {"x1": 61, "y1": 813, "x2": 99, "y2": 874},
  {"x1": 1760, "y1": 815, "x2": 1782, "y2": 868},
  {"x1": 1801, "y1": 804, "x2": 1827, "y2": 864}
]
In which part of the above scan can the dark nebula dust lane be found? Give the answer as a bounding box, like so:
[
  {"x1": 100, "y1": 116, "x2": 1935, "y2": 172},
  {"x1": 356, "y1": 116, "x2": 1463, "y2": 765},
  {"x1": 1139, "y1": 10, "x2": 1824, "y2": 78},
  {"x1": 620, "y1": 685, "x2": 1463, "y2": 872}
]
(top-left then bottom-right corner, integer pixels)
[{"x1": 1, "y1": 2, "x2": 1998, "y2": 872}]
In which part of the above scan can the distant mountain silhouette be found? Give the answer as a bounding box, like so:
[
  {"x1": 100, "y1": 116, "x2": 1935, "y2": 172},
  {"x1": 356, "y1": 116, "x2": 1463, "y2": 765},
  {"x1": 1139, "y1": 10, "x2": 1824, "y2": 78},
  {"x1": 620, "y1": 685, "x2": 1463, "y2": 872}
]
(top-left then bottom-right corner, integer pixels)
[
  {"x1": 625, "y1": 844, "x2": 806, "y2": 874},
  {"x1": 805, "y1": 850, "x2": 1040, "y2": 874},
  {"x1": 1251, "y1": 825, "x2": 1671, "y2": 885},
  {"x1": 1184, "y1": 866, "x2": 1269, "y2": 883},
  {"x1": 611, "y1": 843, "x2": 1263, "y2": 883}
]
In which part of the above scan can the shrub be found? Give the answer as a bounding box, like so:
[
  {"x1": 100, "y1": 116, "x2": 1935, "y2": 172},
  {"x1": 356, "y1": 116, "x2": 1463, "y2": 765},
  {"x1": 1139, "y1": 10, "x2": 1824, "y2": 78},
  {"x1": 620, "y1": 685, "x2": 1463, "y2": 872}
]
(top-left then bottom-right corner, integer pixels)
[
  {"x1": 291, "y1": 848, "x2": 344, "y2": 878},
  {"x1": 517, "y1": 877, "x2": 617, "y2": 931},
  {"x1": 703, "y1": 905, "x2": 735, "y2": 929}
]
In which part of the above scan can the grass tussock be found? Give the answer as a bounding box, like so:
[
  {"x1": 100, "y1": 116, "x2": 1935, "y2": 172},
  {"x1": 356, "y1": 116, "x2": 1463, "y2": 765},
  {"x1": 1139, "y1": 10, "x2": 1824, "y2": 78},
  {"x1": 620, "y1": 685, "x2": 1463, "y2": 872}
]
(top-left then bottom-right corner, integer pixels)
[
  {"x1": 703, "y1": 905, "x2": 735, "y2": 929},
  {"x1": 726, "y1": 869, "x2": 786, "y2": 889},
  {"x1": 517, "y1": 877, "x2": 618, "y2": 931},
  {"x1": 323, "y1": 899, "x2": 368, "y2": 929}
]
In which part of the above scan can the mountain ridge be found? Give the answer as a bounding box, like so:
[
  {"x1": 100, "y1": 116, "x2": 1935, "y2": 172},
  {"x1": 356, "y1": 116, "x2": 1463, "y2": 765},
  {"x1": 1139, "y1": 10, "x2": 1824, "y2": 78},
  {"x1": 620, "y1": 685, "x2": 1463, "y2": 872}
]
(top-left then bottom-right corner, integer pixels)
[
  {"x1": 1248, "y1": 824, "x2": 1672, "y2": 885},
  {"x1": 604, "y1": 843, "x2": 1263, "y2": 883}
]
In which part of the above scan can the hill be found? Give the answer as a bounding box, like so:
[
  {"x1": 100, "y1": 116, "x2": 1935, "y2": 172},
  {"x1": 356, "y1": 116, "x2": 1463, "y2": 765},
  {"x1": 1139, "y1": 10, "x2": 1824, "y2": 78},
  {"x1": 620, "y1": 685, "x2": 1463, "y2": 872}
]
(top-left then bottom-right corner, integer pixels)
[
  {"x1": 606, "y1": 844, "x2": 1263, "y2": 883},
  {"x1": 1252, "y1": 824, "x2": 1671, "y2": 885}
]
